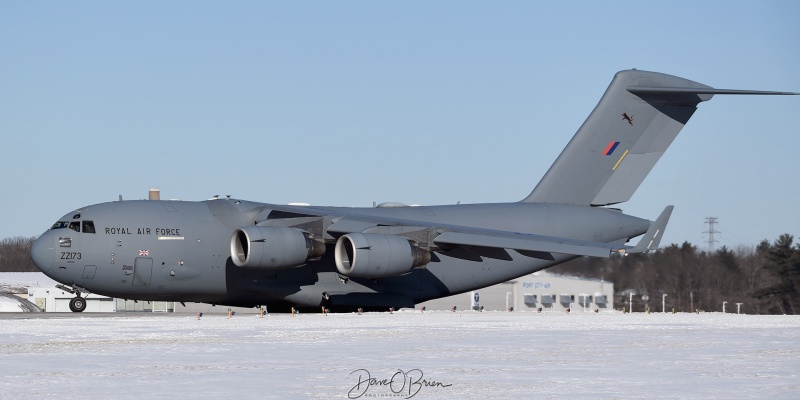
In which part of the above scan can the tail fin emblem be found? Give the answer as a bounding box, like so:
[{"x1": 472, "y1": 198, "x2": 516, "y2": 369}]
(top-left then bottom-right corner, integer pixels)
[{"x1": 621, "y1": 112, "x2": 634, "y2": 126}]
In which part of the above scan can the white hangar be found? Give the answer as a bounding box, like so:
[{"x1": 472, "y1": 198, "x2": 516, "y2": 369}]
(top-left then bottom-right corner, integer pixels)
[{"x1": 417, "y1": 271, "x2": 614, "y2": 312}]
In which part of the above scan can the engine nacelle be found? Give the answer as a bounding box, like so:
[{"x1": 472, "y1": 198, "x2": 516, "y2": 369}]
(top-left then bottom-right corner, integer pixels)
[
  {"x1": 334, "y1": 233, "x2": 430, "y2": 278},
  {"x1": 231, "y1": 226, "x2": 325, "y2": 269}
]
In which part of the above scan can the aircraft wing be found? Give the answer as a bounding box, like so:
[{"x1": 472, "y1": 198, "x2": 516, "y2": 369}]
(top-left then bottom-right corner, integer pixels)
[
  {"x1": 433, "y1": 231, "x2": 623, "y2": 259},
  {"x1": 289, "y1": 203, "x2": 674, "y2": 259},
  {"x1": 434, "y1": 205, "x2": 673, "y2": 258}
]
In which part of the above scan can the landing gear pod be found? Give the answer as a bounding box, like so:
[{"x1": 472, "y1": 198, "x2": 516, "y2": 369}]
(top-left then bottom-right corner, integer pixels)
[
  {"x1": 334, "y1": 233, "x2": 430, "y2": 278},
  {"x1": 231, "y1": 226, "x2": 325, "y2": 269}
]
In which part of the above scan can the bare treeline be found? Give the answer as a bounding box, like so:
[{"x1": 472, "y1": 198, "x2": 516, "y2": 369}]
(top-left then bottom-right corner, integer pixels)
[
  {"x1": 0, "y1": 237, "x2": 38, "y2": 272},
  {"x1": 551, "y1": 233, "x2": 800, "y2": 315}
]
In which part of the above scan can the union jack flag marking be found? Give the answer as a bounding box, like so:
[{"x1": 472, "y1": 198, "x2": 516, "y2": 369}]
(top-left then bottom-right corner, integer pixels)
[{"x1": 139, "y1": 250, "x2": 150, "y2": 256}]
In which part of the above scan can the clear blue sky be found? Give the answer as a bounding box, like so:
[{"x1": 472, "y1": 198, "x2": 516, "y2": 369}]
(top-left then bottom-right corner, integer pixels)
[{"x1": 2, "y1": 1, "x2": 799, "y2": 250}]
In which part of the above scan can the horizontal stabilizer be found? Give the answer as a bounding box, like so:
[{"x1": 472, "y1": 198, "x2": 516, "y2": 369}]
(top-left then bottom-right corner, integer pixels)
[{"x1": 628, "y1": 87, "x2": 798, "y2": 96}]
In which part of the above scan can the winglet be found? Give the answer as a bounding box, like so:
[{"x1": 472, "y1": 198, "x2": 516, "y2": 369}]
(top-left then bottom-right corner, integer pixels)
[{"x1": 626, "y1": 205, "x2": 674, "y2": 254}]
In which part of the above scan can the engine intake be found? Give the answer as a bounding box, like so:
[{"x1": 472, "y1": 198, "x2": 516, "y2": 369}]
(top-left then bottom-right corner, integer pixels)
[
  {"x1": 231, "y1": 226, "x2": 325, "y2": 269},
  {"x1": 334, "y1": 233, "x2": 430, "y2": 278}
]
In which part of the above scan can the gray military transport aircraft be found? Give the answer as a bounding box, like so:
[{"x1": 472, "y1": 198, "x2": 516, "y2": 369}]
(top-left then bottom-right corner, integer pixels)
[{"x1": 31, "y1": 70, "x2": 796, "y2": 312}]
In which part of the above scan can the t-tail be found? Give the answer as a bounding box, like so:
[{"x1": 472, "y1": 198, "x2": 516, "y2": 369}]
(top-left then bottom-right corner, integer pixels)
[{"x1": 523, "y1": 69, "x2": 796, "y2": 206}]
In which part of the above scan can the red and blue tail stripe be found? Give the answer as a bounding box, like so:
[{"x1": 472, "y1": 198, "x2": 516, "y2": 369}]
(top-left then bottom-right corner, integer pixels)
[{"x1": 603, "y1": 141, "x2": 620, "y2": 155}]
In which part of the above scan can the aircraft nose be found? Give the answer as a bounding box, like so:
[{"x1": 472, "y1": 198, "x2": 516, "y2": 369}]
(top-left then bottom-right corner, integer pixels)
[{"x1": 30, "y1": 233, "x2": 55, "y2": 273}]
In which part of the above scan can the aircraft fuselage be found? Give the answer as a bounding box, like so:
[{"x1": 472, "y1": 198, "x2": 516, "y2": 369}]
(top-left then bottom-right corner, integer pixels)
[{"x1": 31, "y1": 198, "x2": 648, "y2": 311}]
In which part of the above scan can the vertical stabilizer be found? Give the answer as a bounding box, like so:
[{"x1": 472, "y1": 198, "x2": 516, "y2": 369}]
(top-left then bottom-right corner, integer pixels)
[
  {"x1": 524, "y1": 70, "x2": 708, "y2": 206},
  {"x1": 522, "y1": 70, "x2": 794, "y2": 206}
]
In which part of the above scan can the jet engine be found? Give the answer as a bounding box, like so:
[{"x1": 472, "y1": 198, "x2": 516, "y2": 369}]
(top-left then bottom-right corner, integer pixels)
[
  {"x1": 231, "y1": 226, "x2": 325, "y2": 269},
  {"x1": 334, "y1": 233, "x2": 430, "y2": 278}
]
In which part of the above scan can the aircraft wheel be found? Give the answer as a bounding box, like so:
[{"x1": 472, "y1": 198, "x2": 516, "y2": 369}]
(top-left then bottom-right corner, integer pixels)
[{"x1": 69, "y1": 297, "x2": 87, "y2": 312}]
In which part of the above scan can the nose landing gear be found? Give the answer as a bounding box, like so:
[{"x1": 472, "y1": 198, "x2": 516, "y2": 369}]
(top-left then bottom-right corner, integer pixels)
[
  {"x1": 69, "y1": 295, "x2": 86, "y2": 312},
  {"x1": 56, "y1": 283, "x2": 89, "y2": 313}
]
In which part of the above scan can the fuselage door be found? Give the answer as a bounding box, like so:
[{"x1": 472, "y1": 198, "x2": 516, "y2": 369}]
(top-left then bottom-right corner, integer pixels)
[
  {"x1": 133, "y1": 257, "x2": 153, "y2": 286},
  {"x1": 82, "y1": 265, "x2": 97, "y2": 279}
]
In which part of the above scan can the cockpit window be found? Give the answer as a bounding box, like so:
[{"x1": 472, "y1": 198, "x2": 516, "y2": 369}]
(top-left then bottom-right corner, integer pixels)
[
  {"x1": 51, "y1": 221, "x2": 69, "y2": 230},
  {"x1": 52, "y1": 220, "x2": 95, "y2": 233},
  {"x1": 82, "y1": 220, "x2": 96, "y2": 234}
]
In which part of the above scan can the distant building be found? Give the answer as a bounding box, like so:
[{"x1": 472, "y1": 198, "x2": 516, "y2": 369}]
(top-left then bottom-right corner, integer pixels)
[
  {"x1": 28, "y1": 287, "x2": 117, "y2": 312},
  {"x1": 417, "y1": 271, "x2": 613, "y2": 312}
]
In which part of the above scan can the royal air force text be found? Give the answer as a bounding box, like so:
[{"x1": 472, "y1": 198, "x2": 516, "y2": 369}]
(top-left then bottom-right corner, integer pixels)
[{"x1": 105, "y1": 227, "x2": 181, "y2": 236}]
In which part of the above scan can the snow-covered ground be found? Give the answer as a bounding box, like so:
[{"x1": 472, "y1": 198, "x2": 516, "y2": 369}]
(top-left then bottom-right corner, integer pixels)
[
  {"x1": 0, "y1": 272, "x2": 58, "y2": 294},
  {"x1": 0, "y1": 293, "x2": 38, "y2": 312},
  {"x1": 0, "y1": 273, "x2": 57, "y2": 312},
  {"x1": 0, "y1": 311, "x2": 798, "y2": 399}
]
